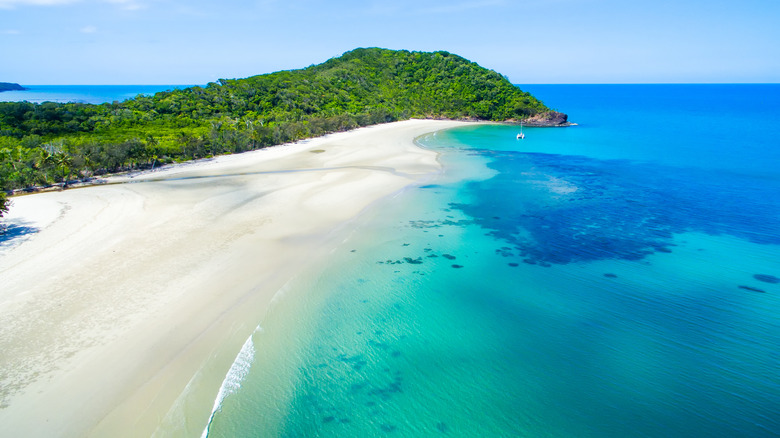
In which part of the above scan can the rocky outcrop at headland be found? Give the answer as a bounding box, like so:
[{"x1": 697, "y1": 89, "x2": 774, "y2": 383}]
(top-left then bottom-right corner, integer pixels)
[{"x1": 523, "y1": 111, "x2": 571, "y2": 127}]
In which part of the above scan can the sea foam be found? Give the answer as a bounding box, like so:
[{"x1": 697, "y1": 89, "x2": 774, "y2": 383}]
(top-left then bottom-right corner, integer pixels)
[{"x1": 201, "y1": 328, "x2": 259, "y2": 438}]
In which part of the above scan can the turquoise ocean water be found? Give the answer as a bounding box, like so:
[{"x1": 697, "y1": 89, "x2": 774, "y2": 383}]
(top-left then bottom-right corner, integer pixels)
[
  {"x1": 203, "y1": 85, "x2": 780, "y2": 437},
  {"x1": 5, "y1": 84, "x2": 776, "y2": 436},
  {"x1": 0, "y1": 84, "x2": 193, "y2": 104}
]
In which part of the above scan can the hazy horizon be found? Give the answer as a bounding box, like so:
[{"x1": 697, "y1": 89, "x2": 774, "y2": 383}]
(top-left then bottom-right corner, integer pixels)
[
  {"x1": 8, "y1": 78, "x2": 780, "y2": 87},
  {"x1": 2, "y1": 0, "x2": 778, "y2": 85}
]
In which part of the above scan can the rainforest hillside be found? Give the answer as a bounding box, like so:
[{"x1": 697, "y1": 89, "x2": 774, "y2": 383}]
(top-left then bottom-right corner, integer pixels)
[
  {"x1": 0, "y1": 83, "x2": 25, "y2": 92},
  {"x1": 0, "y1": 48, "x2": 561, "y2": 204}
]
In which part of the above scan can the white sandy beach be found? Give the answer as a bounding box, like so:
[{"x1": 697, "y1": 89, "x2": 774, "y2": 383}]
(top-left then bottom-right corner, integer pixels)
[{"x1": 0, "y1": 119, "x2": 467, "y2": 437}]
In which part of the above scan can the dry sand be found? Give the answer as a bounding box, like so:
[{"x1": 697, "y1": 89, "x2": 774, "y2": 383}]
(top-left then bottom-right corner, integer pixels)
[{"x1": 0, "y1": 119, "x2": 467, "y2": 437}]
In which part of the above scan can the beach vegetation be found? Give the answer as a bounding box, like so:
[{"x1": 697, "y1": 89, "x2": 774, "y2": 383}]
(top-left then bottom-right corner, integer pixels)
[
  {"x1": 0, "y1": 48, "x2": 552, "y2": 192},
  {"x1": 0, "y1": 191, "x2": 7, "y2": 217}
]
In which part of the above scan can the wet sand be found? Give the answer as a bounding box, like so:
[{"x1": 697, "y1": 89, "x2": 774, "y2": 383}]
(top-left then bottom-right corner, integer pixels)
[{"x1": 0, "y1": 119, "x2": 467, "y2": 437}]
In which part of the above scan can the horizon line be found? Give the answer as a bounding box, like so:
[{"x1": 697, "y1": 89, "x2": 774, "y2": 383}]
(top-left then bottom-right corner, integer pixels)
[{"x1": 7, "y1": 82, "x2": 780, "y2": 87}]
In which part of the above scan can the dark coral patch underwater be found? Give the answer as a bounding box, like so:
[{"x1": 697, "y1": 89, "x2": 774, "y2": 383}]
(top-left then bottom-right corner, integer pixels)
[
  {"x1": 753, "y1": 274, "x2": 779, "y2": 284},
  {"x1": 739, "y1": 285, "x2": 766, "y2": 293},
  {"x1": 451, "y1": 150, "x2": 780, "y2": 265}
]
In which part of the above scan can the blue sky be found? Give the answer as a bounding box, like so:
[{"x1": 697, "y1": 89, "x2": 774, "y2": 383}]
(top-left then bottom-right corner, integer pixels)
[{"x1": 1, "y1": 0, "x2": 778, "y2": 84}]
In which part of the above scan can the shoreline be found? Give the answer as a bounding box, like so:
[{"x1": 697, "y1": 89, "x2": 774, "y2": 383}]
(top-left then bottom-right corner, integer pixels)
[
  {"x1": 3, "y1": 116, "x2": 570, "y2": 197},
  {"x1": 0, "y1": 119, "x2": 469, "y2": 437}
]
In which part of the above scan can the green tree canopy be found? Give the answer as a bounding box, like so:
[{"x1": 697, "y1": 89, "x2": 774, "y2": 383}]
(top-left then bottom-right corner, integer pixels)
[
  {"x1": 0, "y1": 191, "x2": 8, "y2": 218},
  {"x1": 0, "y1": 48, "x2": 556, "y2": 192}
]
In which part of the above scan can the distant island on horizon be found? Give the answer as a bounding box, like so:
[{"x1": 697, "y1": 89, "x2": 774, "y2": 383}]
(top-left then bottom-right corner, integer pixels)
[
  {"x1": 0, "y1": 82, "x2": 26, "y2": 92},
  {"x1": 0, "y1": 47, "x2": 569, "y2": 204}
]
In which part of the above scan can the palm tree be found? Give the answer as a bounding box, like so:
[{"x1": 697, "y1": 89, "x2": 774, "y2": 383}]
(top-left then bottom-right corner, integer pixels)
[
  {"x1": 52, "y1": 152, "x2": 72, "y2": 184},
  {"x1": 0, "y1": 191, "x2": 9, "y2": 218}
]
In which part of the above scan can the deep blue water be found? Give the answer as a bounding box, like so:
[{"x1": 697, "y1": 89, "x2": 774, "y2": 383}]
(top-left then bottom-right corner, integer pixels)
[
  {"x1": 0, "y1": 84, "x2": 194, "y2": 104},
  {"x1": 445, "y1": 85, "x2": 780, "y2": 265},
  {"x1": 205, "y1": 85, "x2": 780, "y2": 437}
]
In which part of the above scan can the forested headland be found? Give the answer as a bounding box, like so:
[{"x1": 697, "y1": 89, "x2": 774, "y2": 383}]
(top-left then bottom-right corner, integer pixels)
[
  {"x1": 0, "y1": 48, "x2": 563, "y2": 216},
  {"x1": 0, "y1": 83, "x2": 26, "y2": 92}
]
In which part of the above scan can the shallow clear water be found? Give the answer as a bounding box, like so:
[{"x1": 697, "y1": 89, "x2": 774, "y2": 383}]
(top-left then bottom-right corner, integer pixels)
[
  {"x1": 205, "y1": 85, "x2": 780, "y2": 437},
  {"x1": 0, "y1": 84, "x2": 193, "y2": 104}
]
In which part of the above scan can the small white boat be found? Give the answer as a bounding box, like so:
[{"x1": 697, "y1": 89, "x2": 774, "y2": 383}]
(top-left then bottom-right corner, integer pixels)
[{"x1": 516, "y1": 122, "x2": 525, "y2": 139}]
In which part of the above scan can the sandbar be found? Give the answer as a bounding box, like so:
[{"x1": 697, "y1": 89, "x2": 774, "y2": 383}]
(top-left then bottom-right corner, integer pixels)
[{"x1": 0, "y1": 119, "x2": 467, "y2": 437}]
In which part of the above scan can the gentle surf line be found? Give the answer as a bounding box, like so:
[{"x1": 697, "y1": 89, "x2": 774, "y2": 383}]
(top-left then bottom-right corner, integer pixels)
[{"x1": 200, "y1": 331, "x2": 258, "y2": 438}]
